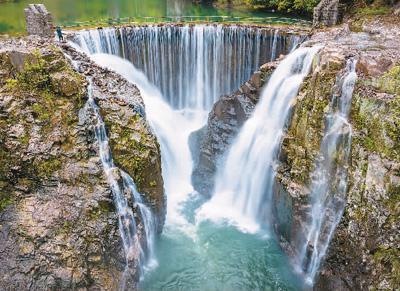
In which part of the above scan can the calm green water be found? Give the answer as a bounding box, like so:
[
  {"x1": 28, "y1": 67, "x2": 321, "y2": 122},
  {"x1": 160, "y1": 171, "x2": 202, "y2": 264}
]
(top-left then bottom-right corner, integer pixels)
[
  {"x1": 0, "y1": 0, "x2": 308, "y2": 34},
  {"x1": 141, "y1": 195, "x2": 303, "y2": 291}
]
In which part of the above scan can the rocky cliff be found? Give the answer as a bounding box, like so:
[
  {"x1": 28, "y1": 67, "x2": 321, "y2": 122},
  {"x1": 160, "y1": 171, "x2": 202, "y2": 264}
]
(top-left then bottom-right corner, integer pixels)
[
  {"x1": 280, "y1": 22, "x2": 399, "y2": 290},
  {"x1": 0, "y1": 36, "x2": 165, "y2": 290},
  {"x1": 191, "y1": 60, "x2": 279, "y2": 196},
  {"x1": 193, "y1": 19, "x2": 400, "y2": 290}
]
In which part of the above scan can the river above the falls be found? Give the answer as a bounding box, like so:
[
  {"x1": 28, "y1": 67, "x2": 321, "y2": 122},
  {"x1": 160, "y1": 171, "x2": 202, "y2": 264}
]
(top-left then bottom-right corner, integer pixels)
[{"x1": 0, "y1": 0, "x2": 309, "y2": 34}]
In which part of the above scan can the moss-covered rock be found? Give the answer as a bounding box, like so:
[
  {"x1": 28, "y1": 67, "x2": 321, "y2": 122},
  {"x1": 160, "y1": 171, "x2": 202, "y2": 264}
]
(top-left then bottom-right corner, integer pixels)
[
  {"x1": 0, "y1": 38, "x2": 164, "y2": 290},
  {"x1": 100, "y1": 100, "x2": 165, "y2": 231}
]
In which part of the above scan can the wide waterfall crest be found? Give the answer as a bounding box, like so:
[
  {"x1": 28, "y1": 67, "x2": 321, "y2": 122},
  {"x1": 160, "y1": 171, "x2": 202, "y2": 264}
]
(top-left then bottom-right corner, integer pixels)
[
  {"x1": 73, "y1": 27, "x2": 308, "y2": 290},
  {"x1": 297, "y1": 58, "x2": 358, "y2": 286},
  {"x1": 197, "y1": 46, "x2": 321, "y2": 233},
  {"x1": 74, "y1": 25, "x2": 302, "y2": 111}
]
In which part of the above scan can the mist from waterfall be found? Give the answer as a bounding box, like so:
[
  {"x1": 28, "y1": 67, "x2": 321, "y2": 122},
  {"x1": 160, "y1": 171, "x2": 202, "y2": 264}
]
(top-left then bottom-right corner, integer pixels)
[
  {"x1": 74, "y1": 25, "x2": 302, "y2": 110},
  {"x1": 297, "y1": 59, "x2": 357, "y2": 285},
  {"x1": 197, "y1": 46, "x2": 321, "y2": 233}
]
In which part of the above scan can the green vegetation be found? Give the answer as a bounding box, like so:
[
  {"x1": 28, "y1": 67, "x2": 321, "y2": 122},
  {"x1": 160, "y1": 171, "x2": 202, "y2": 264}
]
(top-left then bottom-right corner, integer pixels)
[
  {"x1": 244, "y1": 0, "x2": 320, "y2": 14},
  {"x1": 0, "y1": 47, "x2": 86, "y2": 213},
  {"x1": 351, "y1": 66, "x2": 400, "y2": 161},
  {"x1": 373, "y1": 247, "x2": 400, "y2": 289},
  {"x1": 0, "y1": 191, "x2": 13, "y2": 212},
  {"x1": 356, "y1": 5, "x2": 391, "y2": 15},
  {"x1": 352, "y1": 0, "x2": 397, "y2": 16},
  {"x1": 283, "y1": 59, "x2": 342, "y2": 184}
]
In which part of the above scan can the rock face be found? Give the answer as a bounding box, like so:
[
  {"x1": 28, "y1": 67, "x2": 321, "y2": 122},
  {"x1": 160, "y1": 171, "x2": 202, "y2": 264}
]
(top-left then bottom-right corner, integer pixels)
[
  {"x1": 194, "y1": 20, "x2": 399, "y2": 290},
  {"x1": 313, "y1": 0, "x2": 343, "y2": 27},
  {"x1": 24, "y1": 4, "x2": 54, "y2": 38},
  {"x1": 191, "y1": 61, "x2": 278, "y2": 196},
  {"x1": 60, "y1": 44, "x2": 166, "y2": 232},
  {"x1": 0, "y1": 36, "x2": 165, "y2": 290},
  {"x1": 275, "y1": 25, "x2": 400, "y2": 290}
]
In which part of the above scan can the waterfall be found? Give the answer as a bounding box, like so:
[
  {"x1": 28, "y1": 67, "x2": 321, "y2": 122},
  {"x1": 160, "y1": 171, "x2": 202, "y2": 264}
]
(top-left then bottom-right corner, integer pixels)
[
  {"x1": 71, "y1": 27, "x2": 314, "y2": 288},
  {"x1": 298, "y1": 59, "x2": 357, "y2": 285},
  {"x1": 62, "y1": 51, "x2": 156, "y2": 280},
  {"x1": 89, "y1": 53, "x2": 204, "y2": 230},
  {"x1": 83, "y1": 79, "x2": 157, "y2": 282},
  {"x1": 73, "y1": 24, "x2": 303, "y2": 230},
  {"x1": 73, "y1": 25, "x2": 302, "y2": 111},
  {"x1": 197, "y1": 46, "x2": 321, "y2": 233}
]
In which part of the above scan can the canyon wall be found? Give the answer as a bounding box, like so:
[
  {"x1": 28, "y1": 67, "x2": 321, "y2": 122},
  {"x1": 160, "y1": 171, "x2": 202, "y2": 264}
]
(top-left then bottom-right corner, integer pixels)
[
  {"x1": 0, "y1": 37, "x2": 165, "y2": 289},
  {"x1": 194, "y1": 23, "x2": 399, "y2": 289}
]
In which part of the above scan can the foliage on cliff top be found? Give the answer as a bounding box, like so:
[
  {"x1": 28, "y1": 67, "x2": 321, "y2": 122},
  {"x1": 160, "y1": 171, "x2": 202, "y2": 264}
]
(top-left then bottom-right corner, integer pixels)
[
  {"x1": 245, "y1": 0, "x2": 320, "y2": 13},
  {"x1": 221, "y1": 0, "x2": 398, "y2": 16}
]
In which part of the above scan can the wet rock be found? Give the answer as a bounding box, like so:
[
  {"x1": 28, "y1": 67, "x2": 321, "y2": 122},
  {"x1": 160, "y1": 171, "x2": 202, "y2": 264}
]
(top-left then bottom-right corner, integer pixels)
[
  {"x1": 274, "y1": 25, "x2": 400, "y2": 290},
  {"x1": 191, "y1": 60, "x2": 279, "y2": 196}
]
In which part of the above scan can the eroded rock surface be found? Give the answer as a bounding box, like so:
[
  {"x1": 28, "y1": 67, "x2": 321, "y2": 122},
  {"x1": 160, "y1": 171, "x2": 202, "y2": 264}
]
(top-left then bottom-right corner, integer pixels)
[
  {"x1": 0, "y1": 36, "x2": 165, "y2": 290},
  {"x1": 191, "y1": 61, "x2": 278, "y2": 196},
  {"x1": 275, "y1": 24, "x2": 400, "y2": 290},
  {"x1": 194, "y1": 19, "x2": 399, "y2": 290}
]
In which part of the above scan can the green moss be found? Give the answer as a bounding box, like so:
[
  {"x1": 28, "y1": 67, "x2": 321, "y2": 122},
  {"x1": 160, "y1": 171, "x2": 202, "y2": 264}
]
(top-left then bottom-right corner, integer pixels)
[
  {"x1": 32, "y1": 103, "x2": 51, "y2": 122},
  {"x1": 17, "y1": 50, "x2": 51, "y2": 91},
  {"x1": 5, "y1": 78, "x2": 17, "y2": 89},
  {"x1": 283, "y1": 62, "x2": 342, "y2": 185},
  {"x1": 88, "y1": 201, "x2": 114, "y2": 220},
  {"x1": 0, "y1": 194, "x2": 13, "y2": 212},
  {"x1": 375, "y1": 66, "x2": 400, "y2": 95},
  {"x1": 356, "y1": 6, "x2": 391, "y2": 16},
  {"x1": 104, "y1": 113, "x2": 155, "y2": 190},
  {"x1": 35, "y1": 158, "x2": 62, "y2": 178},
  {"x1": 351, "y1": 66, "x2": 400, "y2": 161},
  {"x1": 373, "y1": 247, "x2": 400, "y2": 288}
]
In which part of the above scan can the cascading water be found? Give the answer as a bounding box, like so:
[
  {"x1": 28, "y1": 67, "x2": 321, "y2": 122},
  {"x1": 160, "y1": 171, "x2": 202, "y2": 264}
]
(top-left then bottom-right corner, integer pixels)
[
  {"x1": 197, "y1": 46, "x2": 321, "y2": 233},
  {"x1": 89, "y1": 53, "x2": 203, "y2": 228},
  {"x1": 73, "y1": 25, "x2": 302, "y2": 110},
  {"x1": 84, "y1": 80, "x2": 158, "y2": 281},
  {"x1": 73, "y1": 26, "x2": 308, "y2": 289},
  {"x1": 297, "y1": 59, "x2": 357, "y2": 285}
]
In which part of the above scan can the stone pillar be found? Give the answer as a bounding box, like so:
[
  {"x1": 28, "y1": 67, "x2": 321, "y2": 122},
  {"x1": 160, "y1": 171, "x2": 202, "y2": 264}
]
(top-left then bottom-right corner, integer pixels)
[
  {"x1": 24, "y1": 4, "x2": 54, "y2": 37},
  {"x1": 313, "y1": 0, "x2": 344, "y2": 27}
]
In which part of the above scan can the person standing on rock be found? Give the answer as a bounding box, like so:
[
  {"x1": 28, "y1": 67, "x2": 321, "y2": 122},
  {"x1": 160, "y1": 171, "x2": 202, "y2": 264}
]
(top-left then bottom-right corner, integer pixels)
[{"x1": 56, "y1": 26, "x2": 63, "y2": 41}]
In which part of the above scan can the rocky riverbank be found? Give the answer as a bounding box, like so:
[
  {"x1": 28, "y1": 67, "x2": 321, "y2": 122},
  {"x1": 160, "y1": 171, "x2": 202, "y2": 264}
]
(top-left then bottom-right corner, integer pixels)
[{"x1": 0, "y1": 36, "x2": 165, "y2": 289}]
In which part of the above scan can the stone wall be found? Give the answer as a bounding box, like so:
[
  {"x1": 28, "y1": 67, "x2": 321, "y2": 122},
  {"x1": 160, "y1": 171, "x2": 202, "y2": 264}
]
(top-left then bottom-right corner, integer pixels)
[
  {"x1": 24, "y1": 4, "x2": 54, "y2": 37},
  {"x1": 313, "y1": 0, "x2": 344, "y2": 27}
]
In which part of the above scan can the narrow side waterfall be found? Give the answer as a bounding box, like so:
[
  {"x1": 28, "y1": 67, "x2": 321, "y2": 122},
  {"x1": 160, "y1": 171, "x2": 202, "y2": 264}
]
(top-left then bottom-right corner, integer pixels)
[
  {"x1": 85, "y1": 78, "x2": 158, "y2": 281},
  {"x1": 197, "y1": 46, "x2": 321, "y2": 233},
  {"x1": 298, "y1": 59, "x2": 358, "y2": 285},
  {"x1": 73, "y1": 25, "x2": 302, "y2": 110}
]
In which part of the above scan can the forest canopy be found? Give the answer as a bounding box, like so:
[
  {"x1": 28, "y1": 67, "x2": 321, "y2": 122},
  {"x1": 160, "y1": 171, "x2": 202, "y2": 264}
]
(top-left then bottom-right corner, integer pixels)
[{"x1": 212, "y1": 0, "x2": 399, "y2": 15}]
